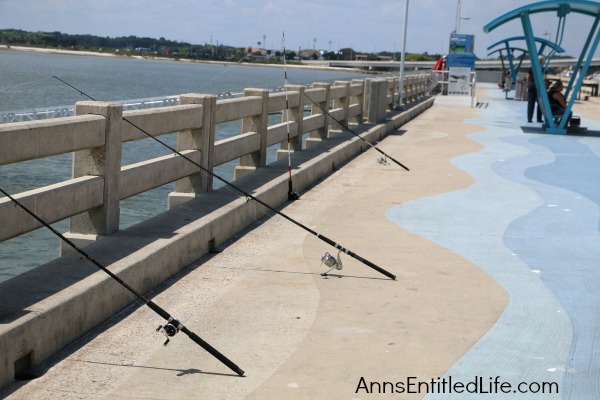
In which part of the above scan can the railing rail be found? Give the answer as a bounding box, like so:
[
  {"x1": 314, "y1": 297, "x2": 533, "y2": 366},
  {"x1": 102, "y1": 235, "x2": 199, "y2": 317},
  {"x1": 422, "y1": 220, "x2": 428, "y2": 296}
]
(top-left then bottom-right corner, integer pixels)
[{"x1": 0, "y1": 75, "x2": 432, "y2": 254}]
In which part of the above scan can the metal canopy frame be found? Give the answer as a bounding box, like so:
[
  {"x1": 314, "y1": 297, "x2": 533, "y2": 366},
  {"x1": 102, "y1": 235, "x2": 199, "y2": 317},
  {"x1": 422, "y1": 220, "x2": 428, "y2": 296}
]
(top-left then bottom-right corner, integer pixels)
[
  {"x1": 484, "y1": 1, "x2": 600, "y2": 134},
  {"x1": 486, "y1": 36, "x2": 565, "y2": 86}
]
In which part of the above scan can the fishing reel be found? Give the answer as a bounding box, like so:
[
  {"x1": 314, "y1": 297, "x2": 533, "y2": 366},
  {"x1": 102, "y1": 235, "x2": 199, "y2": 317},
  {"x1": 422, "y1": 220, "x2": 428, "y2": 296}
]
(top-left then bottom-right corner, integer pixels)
[
  {"x1": 156, "y1": 319, "x2": 181, "y2": 346},
  {"x1": 320, "y1": 251, "x2": 343, "y2": 276},
  {"x1": 288, "y1": 191, "x2": 301, "y2": 201},
  {"x1": 377, "y1": 156, "x2": 389, "y2": 165}
]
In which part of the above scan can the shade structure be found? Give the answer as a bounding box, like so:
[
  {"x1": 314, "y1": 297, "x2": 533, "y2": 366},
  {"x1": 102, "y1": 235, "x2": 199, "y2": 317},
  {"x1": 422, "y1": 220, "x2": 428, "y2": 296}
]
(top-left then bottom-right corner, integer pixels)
[{"x1": 484, "y1": 1, "x2": 600, "y2": 134}]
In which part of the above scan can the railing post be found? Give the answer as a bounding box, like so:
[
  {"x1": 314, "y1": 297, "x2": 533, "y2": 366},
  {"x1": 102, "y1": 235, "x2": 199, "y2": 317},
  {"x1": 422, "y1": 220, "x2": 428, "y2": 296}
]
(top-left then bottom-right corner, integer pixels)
[
  {"x1": 367, "y1": 79, "x2": 388, "y2": 124},
  {"x1": 168, "y1": 93, "x2": 216, "y2": 209},
  {"x1": 330, "y1": 80, "x2": 351, "y2": 136},
  {"x1": 305, "y1": 82, "x2": 330, "y2": 148},
  {"x1": 386, "y1": 78, "x2": 395, "y2": 110},
  {"x1": 234, "y1": 88, "x2": 268, "y2": 180},
  {"x1": 391, "y1": 77, "x2": 400, "y2": 109},
  {"x1": 277, "y1": 84, "x2": 304, "y2": 161},
  {"x1": 389, "y1": 77, "x2": 395, "y2": 109},
  {"x1": 417, "y1": 74, "x2": 424, "y2": 100},
  {"x1": 398, "y1": 76, "x2": 410, "y2": 107},
  {"x1": 61, "y1": 101, "x2": 123, "y2": 255},
  {"x1": 410, "y1": 75, "x2": 416, "y2": 102},
  {"x1": 351, "y1": 79, "x2": 366, "y2": 124}
]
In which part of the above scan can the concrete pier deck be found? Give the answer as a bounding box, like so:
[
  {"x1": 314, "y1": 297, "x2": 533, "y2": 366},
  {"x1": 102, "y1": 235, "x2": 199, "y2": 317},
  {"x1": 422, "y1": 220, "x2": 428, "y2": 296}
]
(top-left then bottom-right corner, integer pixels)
[{"x1": 2, "y1": 84, "x2": 599, "y2": 399}]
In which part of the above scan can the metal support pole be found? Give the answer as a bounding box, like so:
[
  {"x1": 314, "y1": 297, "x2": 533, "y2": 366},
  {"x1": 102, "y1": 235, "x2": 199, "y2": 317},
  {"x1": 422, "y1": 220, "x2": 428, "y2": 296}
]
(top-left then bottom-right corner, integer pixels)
[{"x1": 521, "y1": 12, "x2": 558, "y2": 132}]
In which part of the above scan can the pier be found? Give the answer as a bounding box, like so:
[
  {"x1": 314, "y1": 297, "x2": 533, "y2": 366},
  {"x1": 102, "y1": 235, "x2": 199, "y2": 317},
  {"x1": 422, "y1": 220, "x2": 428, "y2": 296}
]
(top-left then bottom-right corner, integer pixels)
[
  {"x1": 2, "y1": 76, "x2": 600, "y2": 399},
  {"x1": 0, "y1": 74, "x2": 433, "y2": 390}
]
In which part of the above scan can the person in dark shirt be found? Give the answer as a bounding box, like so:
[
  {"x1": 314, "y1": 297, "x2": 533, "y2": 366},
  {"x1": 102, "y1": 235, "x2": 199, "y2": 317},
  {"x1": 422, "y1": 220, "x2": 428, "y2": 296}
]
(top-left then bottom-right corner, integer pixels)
[
  {"x1": 548, "y1": 80, "x2": 572, "y2": 123},
  {"x1": 526, "y1": 55, "x2": 545, "y2": 123}
]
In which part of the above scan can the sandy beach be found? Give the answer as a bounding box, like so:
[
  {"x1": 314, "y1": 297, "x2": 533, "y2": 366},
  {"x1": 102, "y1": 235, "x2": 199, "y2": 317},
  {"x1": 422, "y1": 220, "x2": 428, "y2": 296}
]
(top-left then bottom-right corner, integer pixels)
[{"x1": 0, "y1": 45, "x2": 365, "y2": 73}]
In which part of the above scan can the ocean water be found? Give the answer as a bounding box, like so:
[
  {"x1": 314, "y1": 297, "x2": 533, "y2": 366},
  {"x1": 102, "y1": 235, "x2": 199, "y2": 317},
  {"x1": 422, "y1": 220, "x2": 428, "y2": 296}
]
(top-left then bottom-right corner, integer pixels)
[{"x1": 0, "y1": 49, "x2": 379, "y2": 282}]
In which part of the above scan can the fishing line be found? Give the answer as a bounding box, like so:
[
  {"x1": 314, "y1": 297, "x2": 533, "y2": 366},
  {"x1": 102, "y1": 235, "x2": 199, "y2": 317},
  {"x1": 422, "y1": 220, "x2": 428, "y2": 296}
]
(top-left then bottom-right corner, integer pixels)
[
  {"x1": 290, "y1": 78, "x2": 410, "y2": 171},
  {"x1": 53, "y1": 75, "x2": 396, "y2": 280},
  {"x1": 281, "y1": 32, "x2": 300, "y2": 201},
  {"x1": 0, "y1": 186, "x2": 245, "y2": 376},
  {"x1": 544, "y1": 14, "x2": 567, "y2": 69},
  {"x1": 184, "y1": 46, "x2": 409, "y2": 172},
  {"x1": 194, "y1": 49, "x2": 264, "y2": 97},
  {"x1": 0, "y1": 76, "x2": 55, "y2": 91}
]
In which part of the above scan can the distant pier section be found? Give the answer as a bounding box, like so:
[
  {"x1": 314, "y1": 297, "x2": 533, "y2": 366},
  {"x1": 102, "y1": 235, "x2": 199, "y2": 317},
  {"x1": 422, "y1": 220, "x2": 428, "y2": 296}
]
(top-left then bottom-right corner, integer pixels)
[{"x1": 303, "y1": 57, "x2": 600, "y2": 71}]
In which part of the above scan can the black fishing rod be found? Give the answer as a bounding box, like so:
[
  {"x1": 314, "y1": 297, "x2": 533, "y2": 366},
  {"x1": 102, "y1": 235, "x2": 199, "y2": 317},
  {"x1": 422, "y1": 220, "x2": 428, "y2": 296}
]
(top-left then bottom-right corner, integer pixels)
[
  {"x1": 281, "y1": 32, "x2": 300, "y2": 201},
  {"x1": 0, "y1": 186, "x2": 245, "y2": 377},
  {"x1": 292, "y1": 79, "x2": 410, "y2": 171},
  {"x1": 53, "y1": 76, "x2": 396, "y2": 280}
]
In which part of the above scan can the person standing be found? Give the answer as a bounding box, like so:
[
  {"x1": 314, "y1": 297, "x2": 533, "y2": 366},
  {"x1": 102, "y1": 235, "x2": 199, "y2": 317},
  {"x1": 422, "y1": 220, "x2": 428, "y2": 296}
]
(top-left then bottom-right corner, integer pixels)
[{"x1": 526, "y1": 55, "x2": 545, "y2": 123}]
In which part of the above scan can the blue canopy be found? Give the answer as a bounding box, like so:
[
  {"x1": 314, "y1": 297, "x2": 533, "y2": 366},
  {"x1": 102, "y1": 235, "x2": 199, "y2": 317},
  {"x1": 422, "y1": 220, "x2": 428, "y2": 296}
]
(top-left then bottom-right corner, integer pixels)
[
  {"x1": 484, "y1": 1, "x2": 600, "y2": 134},
  {"x1": 486, "y1": 36, "x2": 565, "y2": 85},
  {"x1": 486, "y1": 36, "x2": 565, "y2": 54},
  {"x1": 484, "y1": 1, "x2": 600, "y2": 33}
]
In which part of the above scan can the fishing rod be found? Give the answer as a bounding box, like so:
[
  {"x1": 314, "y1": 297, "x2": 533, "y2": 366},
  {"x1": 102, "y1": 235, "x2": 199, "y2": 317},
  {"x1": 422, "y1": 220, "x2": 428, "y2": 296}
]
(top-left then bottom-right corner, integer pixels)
[
  {"x1": 297, "y1": 83, "x2": 410, "y2": 171},
  {"x1": 0, "y1": 186, "x2": 245, "y2": 377},
  {"x1": 281, "y1": 32, "x2": 300, "y2": 201},
  {"x1": 53, "y1": 76, "x2": 396, "y2": 281},
  {"x1": 210, "y1": 49, "x2": 409, "y2": 172},
  {"x1": 196, "y1": 48, "x2": 267, "y2": 96}
]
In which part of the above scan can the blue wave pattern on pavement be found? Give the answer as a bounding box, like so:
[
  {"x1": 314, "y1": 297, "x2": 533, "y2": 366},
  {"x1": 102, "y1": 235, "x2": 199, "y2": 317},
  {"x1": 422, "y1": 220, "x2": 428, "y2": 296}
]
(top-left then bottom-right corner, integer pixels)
[
  {"x1": 499, "y1": 134, "x2": 600, "y2": 399},
  {"x1": 387, "y1": 88, "x2": 600, "y2": 399}
]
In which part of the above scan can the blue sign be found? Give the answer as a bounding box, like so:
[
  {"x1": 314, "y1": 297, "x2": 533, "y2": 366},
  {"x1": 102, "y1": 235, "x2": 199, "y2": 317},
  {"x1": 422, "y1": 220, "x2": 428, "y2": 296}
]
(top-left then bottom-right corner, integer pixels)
[
  {"x1": 449, "y1": 33, "x2": 475, "y2": 54},
  {"x1": 445, "y1": 53, "x2": 476, "y2": 69}
]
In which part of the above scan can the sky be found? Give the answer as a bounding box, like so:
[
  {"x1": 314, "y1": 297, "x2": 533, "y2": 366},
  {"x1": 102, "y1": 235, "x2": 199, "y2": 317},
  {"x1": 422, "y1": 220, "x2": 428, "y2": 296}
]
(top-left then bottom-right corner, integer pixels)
[{"x1": 1, "y1": 0, "x2": 598, "y2": 58}]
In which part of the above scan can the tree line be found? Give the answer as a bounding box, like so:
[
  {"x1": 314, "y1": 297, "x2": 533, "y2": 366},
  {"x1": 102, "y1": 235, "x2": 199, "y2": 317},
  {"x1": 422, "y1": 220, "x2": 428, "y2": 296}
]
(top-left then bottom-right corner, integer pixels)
[
  {"x1": 0, "y1": 29, "x2": 247, "y2": 60},
  {"x1": 0, "y1": 29, "x2": 438, "y2": 62}
]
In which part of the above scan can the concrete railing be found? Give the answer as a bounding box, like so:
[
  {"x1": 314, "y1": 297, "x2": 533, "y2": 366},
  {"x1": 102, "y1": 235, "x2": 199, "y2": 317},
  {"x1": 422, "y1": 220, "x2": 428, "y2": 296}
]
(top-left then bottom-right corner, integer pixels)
[
  {"x1": 0, "y1": 75, "x2": 430, "y2": 250},
  {"x1": 0, "y1": 75, "x2": 433, "y2": 388}
]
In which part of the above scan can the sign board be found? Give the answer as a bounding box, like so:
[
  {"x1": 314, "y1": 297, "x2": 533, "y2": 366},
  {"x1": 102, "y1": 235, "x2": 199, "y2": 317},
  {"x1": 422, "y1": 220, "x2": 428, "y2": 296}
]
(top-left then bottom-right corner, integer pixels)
[
  {"x1": 447, "y1": 67, "x2": 471, "y2": 95},
  {"x1": 445, "y1": 53, "x2": 476, "y2": 69},
  {"x1": 449, "y1": 34, "x2": 475, "y2": 54}
]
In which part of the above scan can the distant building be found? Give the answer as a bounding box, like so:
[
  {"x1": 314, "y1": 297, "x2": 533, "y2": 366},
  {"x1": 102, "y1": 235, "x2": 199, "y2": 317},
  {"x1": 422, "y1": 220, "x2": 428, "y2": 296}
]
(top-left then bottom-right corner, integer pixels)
[
  {"x1": 299, "y1": 49, "x2": 320, "y2": 60},
  {"x1": 377, "y1": 55, "x2": 393, "y2": 62},
  {"x1": 354, "y1": 54, "x2": 368, "y2": 61},
  {"x1": 247, "y1": 47, "x2": 268, "y2": 60}
]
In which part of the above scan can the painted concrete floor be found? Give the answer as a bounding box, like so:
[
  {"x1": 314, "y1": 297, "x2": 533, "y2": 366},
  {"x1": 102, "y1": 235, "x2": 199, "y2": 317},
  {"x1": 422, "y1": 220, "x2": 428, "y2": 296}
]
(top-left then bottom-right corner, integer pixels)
[
  {"x1": 2, "y1": 84, "x2": 599, "y2": 400},
  {"x1": 389, "y1": 85, "x2": 600, "y2": 399}
]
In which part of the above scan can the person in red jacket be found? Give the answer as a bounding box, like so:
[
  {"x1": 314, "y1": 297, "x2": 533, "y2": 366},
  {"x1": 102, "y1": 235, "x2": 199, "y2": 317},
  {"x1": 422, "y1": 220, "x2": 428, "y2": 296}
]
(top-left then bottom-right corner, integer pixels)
[{"x1": 433, "y1": 55, "x2": 446, "y2": 72}]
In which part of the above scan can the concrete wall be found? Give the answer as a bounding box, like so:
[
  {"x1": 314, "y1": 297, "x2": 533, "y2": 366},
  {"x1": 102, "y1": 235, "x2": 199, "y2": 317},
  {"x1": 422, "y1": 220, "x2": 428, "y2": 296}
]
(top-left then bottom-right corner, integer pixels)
[{"x1": 0, "y1": 75, "x2": 433, "y2": 388}]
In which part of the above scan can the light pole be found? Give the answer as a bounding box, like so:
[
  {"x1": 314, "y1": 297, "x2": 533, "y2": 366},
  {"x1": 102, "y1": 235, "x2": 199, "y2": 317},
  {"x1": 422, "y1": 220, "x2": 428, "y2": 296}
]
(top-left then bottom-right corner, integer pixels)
[
  {"x1": 455, "y1": 0, "x2": 470, "y2": 34},
  {"x1": 543, "y1": 30, "x2": 552, "y2": 42}
]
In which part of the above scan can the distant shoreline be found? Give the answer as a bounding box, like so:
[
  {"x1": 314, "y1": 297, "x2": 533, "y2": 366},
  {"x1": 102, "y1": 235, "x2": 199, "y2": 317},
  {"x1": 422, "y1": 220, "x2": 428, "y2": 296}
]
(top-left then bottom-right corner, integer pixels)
[{"x1": 0, "y1": 45, "x2": 367, "y2": 73}]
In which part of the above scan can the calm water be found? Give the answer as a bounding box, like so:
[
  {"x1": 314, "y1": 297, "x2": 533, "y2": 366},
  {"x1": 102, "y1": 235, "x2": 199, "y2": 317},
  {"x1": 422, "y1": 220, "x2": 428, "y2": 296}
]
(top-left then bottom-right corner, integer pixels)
[{"x1": 0, "y1": 49, "x2": 379, "y2": 282}]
